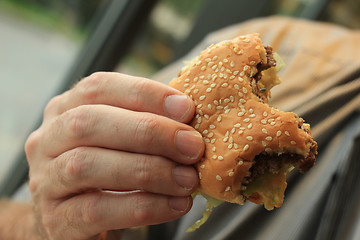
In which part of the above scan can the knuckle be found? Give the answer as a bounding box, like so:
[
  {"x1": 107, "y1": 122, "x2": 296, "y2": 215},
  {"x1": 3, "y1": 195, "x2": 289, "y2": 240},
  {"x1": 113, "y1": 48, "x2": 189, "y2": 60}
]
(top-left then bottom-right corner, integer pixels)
[
  {"x1": 132, "y1": 156, "x2": 153, "y2": 186},
  {"x1": 80, "y1": 195, "x2": 103, "y2": 226},
  {"x1": 43, "y1": 95, "x2": 62, "y2": 117},
  {"x1": 132, "y1": 194, "x2": 154, "y2": 224},
  {"x1": 25, "y1": 129, "x2": 41, "y2": 161},
  {"x1": 76, "y1": 72, "x2": 108, "y2": 102},
  {"x1": 62, "y1": 148, "x2": 93, "y2": 183},
  {"x1": 64, "y1": 106, "x2": 95, "y2": 139},
  {"x1": 131, "y1": 77, "x2": 152, "y2": 106},
  {"x1": 134, "y1": 114, "x2": 159, "y2": 146}
]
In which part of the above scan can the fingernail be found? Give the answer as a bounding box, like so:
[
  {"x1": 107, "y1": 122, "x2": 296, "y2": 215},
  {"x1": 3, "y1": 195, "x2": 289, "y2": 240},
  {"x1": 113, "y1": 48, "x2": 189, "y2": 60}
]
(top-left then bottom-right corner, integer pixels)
[
  {"x1": 164, "y1": 95, "x2": 192, "y2": 121},
  {"x1": 175, "y1": 130, "x2": 204, "y2": 160},
  {"x1": 173, "y1": 165, "x2": 198, "y2": 190},
  {"x1": 169, "y1": 196, "x2": 190, "y2": 212}
]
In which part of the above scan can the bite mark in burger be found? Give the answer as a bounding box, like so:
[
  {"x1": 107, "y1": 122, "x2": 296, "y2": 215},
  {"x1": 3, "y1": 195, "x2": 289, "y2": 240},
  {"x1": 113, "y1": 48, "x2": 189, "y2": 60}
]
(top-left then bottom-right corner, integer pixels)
[{"x1": 168, "y1": 33, "x2": 317, "y2": 232}]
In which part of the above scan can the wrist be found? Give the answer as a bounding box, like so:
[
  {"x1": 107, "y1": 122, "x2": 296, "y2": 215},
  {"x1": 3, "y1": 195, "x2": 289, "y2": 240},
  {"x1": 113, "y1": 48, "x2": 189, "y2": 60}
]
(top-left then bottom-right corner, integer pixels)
[{"x1": 0, "y1": 199, "x2": 41, "y2": 240}]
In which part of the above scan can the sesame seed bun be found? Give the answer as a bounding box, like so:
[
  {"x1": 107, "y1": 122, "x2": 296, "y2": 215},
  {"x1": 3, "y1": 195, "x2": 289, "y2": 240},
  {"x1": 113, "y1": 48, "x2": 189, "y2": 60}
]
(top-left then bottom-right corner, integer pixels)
[{"x1": 169, "y1": 33, "x2": 317, "y2": 210}]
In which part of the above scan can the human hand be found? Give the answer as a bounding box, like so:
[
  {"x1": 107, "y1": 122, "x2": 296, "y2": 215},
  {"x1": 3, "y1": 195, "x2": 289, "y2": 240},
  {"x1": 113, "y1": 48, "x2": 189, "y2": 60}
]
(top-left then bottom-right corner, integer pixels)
[{"x1": 25, "y1": 72, "x2": 204, "y2": 240}]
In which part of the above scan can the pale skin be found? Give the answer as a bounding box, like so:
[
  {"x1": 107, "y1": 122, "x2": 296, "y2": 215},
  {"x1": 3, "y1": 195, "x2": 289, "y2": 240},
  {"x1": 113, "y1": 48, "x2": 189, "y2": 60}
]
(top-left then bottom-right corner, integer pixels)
[{"x1": 0, "y1": 72, "x2": 204, "y2": 240}]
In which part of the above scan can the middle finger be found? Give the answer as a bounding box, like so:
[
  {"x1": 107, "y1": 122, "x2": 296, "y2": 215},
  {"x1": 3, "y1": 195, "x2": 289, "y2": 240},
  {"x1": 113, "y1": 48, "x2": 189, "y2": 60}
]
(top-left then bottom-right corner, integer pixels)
[{"x1": 41, "y1": 104, "x2": 204, "y2": 164}]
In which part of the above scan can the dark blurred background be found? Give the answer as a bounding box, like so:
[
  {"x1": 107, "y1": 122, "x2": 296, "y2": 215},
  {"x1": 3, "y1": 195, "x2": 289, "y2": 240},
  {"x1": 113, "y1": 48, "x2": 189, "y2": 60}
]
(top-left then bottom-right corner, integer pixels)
[{"x1": 0, "y1": 0, "x2": 359, "y2": 185}]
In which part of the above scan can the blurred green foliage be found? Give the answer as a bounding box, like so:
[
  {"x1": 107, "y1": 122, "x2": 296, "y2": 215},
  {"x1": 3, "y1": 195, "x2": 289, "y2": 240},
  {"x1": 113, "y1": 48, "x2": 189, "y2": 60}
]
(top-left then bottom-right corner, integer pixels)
[{"x1": 0, "y1": 0, "x2": 109, "y2": 40}]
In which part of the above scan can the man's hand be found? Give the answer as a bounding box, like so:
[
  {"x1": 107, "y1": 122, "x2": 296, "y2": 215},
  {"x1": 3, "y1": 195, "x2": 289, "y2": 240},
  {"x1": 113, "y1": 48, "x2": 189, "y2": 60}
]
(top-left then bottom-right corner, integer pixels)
[{"x1": 25, "y1": 72, "x2": 204, "y2": 240}]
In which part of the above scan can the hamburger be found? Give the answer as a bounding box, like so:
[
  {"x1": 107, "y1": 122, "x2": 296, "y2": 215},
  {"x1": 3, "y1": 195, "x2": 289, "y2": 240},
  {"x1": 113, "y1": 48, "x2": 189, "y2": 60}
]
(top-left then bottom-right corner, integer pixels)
[{"x1": 168, "y1": 33, "x2": 317, "y2": 231}]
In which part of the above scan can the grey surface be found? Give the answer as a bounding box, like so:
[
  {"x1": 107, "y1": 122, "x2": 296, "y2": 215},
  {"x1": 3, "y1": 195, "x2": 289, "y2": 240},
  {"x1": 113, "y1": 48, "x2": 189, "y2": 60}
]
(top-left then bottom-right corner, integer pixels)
[{"x1": 0, "y1": 11, "x2": 79, "y2": 184}]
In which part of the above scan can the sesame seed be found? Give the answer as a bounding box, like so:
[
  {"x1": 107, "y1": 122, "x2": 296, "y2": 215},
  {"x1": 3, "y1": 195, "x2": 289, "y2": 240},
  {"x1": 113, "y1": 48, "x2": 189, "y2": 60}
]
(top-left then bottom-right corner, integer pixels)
[
  {"x1": 199, "y1": 95, "x2": 206, "y2": 101},
  {"x1": 234, "y1": 143, "x2": 239, "y2": 149},
  {"x1": 240, "y1": 72, "x2": 245, "y2": 77},
  {"x1": 270, "y1": 122, "x2": 276, "y2": 126},
  {"x1": 208, "y1": 132, "x2": 214, "y2": 138},
  {"x1": 277, "y1": 130, "x2": 282, "y2": 136},
  {"x1": 185, "y1": 89, "x2": 191, "y2": 94},
  {"x1": 207, "y1": 104, "x2": 212, "y2": 110},
  {"x1": 195, "y1": 124, "x2": 200, "y2": 129},
  {"x1": 193, "y1": 77, "x2": 198, "y2": 82},
  {"x1": 203, "y1": 80, "x2": 209, "y2": 85},
  {"x1": 266, "y1": 136, "x2": 273, "y2": 141},
  {"x1": 212, "y1": 65, "x2": 217, "y2": 70},
  {"x1": 223, "y1": 58, "x2": 229, "y2": 63},
  {"x1": 261, "y1": 119, "x2": 267, "y2": 124},
  {"x1": 271, "y1": 109, "x2": 276, "y2": 114},
  {"x1": 238, "y1": 112, "x2": 245, "y2": 117},
  {"x1": 204, "y1": 138, "x2": 210, "y2": 143},
  {"x1": 212, "y1": 155, "x2": 217, "y2": 159},
  {"x1": 204, "y1": 114, "x2": 209, "y2": 119},
  {"x1": 184, "y1": 83, "x2": 189, "y2": 87},
  {"x1": 262, "y1": 141, "x2": 267, "y2": 147},
  {"x1": 216, "y1": 106, "x2": 223, "y2": 110},
  {"x1": 222, "y1": 83, "x2": 229, "y2": 88},
  {"x1": 206, "y1": 88, "x2": 212, "y2": 93},
  {"x1": 234, "y1": 123, "x2": 241, "y2": 128},
  {"x1": 268, "y1": 118, "x2": 275, "y2": 123},
  {"x1": 197, "y1": 117, "x2": 202, "y2": 123},
  {"x1": 242, "y1": 87, "x2": 248, "y2": 94},
  {"x1": 233, "y1": 71, "x2": 239, "y2": 76},
  {"x1": 291, "y1": 141, "x2": 297, "y2": 145},
  {"x1": 225, "y1": 186, "x2": 231, "y2": 192},
  {"x1": 263, "y1": 112, "x2": 268, "y2": 117},
  {"x1": 205, "y1": 58, "x2": 211, "y2": 62},
  {"x1": 262, "y1": 128, "x2": 267, "y2": 134},
  {"x1": 193, "y1": 89, "x2": 199, "y2": 94},
  {"x1": 230, "y1": 96, "x2": 235, "y2": 102},
  {"x1": 218, "y1": 156, "x2": 224, "y2": 160},
  {"x1": 211, "y1": 139, "x2": 215, "y2": 144},
  {"x1": 199, "y1": 172, "x2": 202, "y2": 179},
  {"x1": 246, "y1": 136, "x2": 253, "y2": 141},
  {"x1": 234, "y1": 84, "x2": 240, "y2": 90},
  {"x1": 240, "y1": 99, "x2": 246, "y2": 104},
  {"x1": 212, "y1": 56, "x2": 218, "y2": 61},
  {"x1": 265, "y1": 148, "x2": 272, "y2": 153},
  {"x1": 238, "y1": 160, "x2": 244, "y2": 165},
  {"x1": 219, "y1": 62, "x2": 223, "y2": 66},
  {"x1": 228, "y1": 143, "x2": 233, "y2": 149},
  {"x1": 210, "y1": 83, "x2": 216, "y2": 88},
  {"x1": 212, "y1": 146, "x2": 216, "y2": 151},
  {"x1": 238, "y1": 130, "x2": 244, "y2": 135},
  {"x1": 238, "y1": 92, "x2": 244, "y2": 97},
  {"x1": 249, "y1": 114, "x2": 256, "y2": 118},
  {"x1": 225, "y1": 131, "x2": 229, "y2": 137},
  {"x1": 243, "y1": 144, "x2": 249, "y2": 151},
  {"x1": 285, "y1": 131, "x2": 290, "y2": 136},
  {"x1": 225, "y1": 109, "x2": 231, "y2": 114},
  {"x1": 200, "y1": 75, "x2": 205, "y2": 79},
  {"x1": 196, "y1": 60, "x2": 202, "y2": 65},
  {"x1": 256, "y1": 45, "x2": 261, "y2": 49},
  {"x1": 230, "y1": 61, "x2": 235, "y2": 67},
  {"x1": 248, "y1": 123, "x2": 253, "y2": 129},
  {"x1": 243, "y1": 65, "x2": 249, "y2": 71},
  {"x1": 200, "y1": 164, "x2": 205, "y2": 169},
  {"x1": 243, "y1": 118, "x2": 250, "y2": 122},
  {"x1": 216, "y1": 175, "x2": 222, "y2": 181},
  {"x1": 223, "y1": 136, "x2": 228, "y2": 142},
  {"x1": 197, "y1": 104, "x2": 203, "y2": 108},
  {"x1": 184, "y1": 78, "x2": 190, "y2": 83},
  {"x1": 217, "y1": 115, "x2": 222, "y2": 122},
  {"x1": 202, "y1": 130, "x2": 208, "y2": 135},
  {"x1": 229, "y1": 136, "x2": 234, "y2": 143},
  {"x1": 250, "y1": 61, "x2": 256, "y2": 65}
]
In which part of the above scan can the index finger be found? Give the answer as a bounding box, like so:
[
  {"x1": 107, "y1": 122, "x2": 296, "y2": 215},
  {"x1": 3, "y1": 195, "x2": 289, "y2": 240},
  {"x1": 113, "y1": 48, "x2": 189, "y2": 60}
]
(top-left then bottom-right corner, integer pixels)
[{"x1": 44, "y1": 72, "x2": 195, "y2": 123}]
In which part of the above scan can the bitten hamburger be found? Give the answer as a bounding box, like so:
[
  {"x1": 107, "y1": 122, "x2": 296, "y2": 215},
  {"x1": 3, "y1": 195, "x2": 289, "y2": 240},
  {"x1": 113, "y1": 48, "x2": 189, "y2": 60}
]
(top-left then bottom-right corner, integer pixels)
[{"x1": 168, "y1": 33, "x2": 317, "y2": 231}]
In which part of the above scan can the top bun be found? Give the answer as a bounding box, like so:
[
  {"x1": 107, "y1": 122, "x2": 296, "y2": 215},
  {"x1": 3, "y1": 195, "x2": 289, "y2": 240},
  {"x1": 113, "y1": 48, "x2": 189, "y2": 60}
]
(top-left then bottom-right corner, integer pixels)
[{"x1": 169, "y1": 34, "x2": 317, "y2": 209}]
